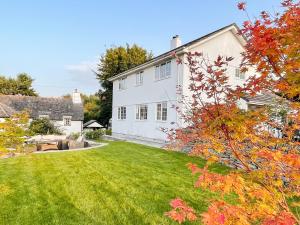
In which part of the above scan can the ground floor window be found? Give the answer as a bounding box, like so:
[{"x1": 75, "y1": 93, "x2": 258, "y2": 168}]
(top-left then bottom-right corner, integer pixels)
[
  {"x1": 136, "y1": 104, "x2": 148, "y2": 120},
  {"x1": 118, "y1": 106, "x2": 126, "y2": 120},
  {"x1": 156, "y1": 102, "x2": 167, "y2": 121},
  {"x1": 63, "y1": 116, "x2": 72, "y2": 126}
]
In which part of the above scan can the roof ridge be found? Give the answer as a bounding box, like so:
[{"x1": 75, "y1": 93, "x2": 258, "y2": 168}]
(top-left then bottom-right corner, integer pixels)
[
  {"x1": 0, "y1": 94, "x2": 64, "y2": 99},
  {"x1": 108, "y1": 23, "x2": 242, "y2": 81}
]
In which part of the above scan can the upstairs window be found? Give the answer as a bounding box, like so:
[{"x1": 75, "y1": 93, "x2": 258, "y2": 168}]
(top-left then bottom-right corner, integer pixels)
[
  {"x1": 39, "y1": 115, "x2": 49, "y2": 119},
  {"x1": 156, "y1": 102, "x2": 168, "y2": 121},
  {"x1": 136, "y1": 71, "x2": 143, "y2": 86},
  {"x1": 118, "y1": 77, "x2": 127, "y2": 90},
  {"x1": 155, "y1": 61, "x2": 171, "y2": 81},
  {"x1": 63, "y1": 116, "x2": 72, "y2": 126},
  {"x1": 235, "y1": 68, "x2": 245, "y2": 79},
  {"x1": 136, "y1": 104, "x2": 148, "y2": 120},
  {"x1": 117, "y1": 106, "x2": 126, "y2": 120}
]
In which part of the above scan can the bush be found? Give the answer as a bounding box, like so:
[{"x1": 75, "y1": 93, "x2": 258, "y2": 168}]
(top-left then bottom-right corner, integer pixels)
[
  {"x1": 29, "y1": 118, "x2": 62, "y2": 135},
  {"x1": 105, "y1": 129, "x2": 112, "y2": 136},
  {"x1": 84, "y1": 129, "x2": 104, "y2": 140},
  {"x1": 68, "y1": 132, "x2": 80, "y2": 140}
]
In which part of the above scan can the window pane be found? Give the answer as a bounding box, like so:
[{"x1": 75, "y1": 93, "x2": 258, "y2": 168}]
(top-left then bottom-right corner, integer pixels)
[
  {"x1": 160, "y1": 63, "x2": 166, "y2": 79},
  {"x1": 166, "y1": 61, "x2": 171, "y2": 76},
  {"x1": 155, "y1": 66, "x2": 160, "y2": 80},
  {"x1": 240, "y1": 72, "x2": 245, "y2": 79},
  {"x1": 162, "y1": 108, "x2": 167, "y2": 121},
  {"x1": 157, "y1": 103, "x2": 162, "y2": 120},
  {"x1": 136, "y1": 106, "x2": 140, "y2": 119},
  {"x1": 140, "y1": 72, "x2": 143, "y2": 84},
  {"x1": 235, "y1": 69, "x2": 240, "y2": 78}
]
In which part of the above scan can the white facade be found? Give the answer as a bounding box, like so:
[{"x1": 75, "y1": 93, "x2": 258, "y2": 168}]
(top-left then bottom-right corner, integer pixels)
[
  {"x1": 53, "y1": 120, "x2": 83, "y2": 135},
  {"x1": 110, "y1": 24, "x2": 253, "y2": 143}
]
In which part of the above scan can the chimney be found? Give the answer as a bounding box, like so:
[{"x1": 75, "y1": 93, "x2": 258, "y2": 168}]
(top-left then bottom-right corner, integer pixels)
[
  {"x1": 170, "y1": 35, "x2": 182, "y2": 50},
  {"x1": 72, "y1": 89, "x2": 82, "y2": 104}
]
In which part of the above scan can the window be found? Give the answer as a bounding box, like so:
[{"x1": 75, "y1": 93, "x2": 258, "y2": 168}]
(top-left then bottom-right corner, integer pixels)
[
  {"x1": 160, "y1": 63, "x2": 166, "y2": 79},
  {"x1": 118, "y1": 77, "x2": 126, "y2": 90},
  {"x1": 39, "y1": 115, "x2": 49, "y2": 119},
  {"x1": 156, "y1": 102, "x2": 167, "y2": 121},
  {"x1": 155, "y1": 61, "x2": 171, "y2": 80},
  {"x1": 166, "y1": 61, "x2": 171, "y2": 77},
  {"x1": 155, "y1": 65, "x2": 160, "y2": 80},
  {"x1": 235, "y1": 68, "x2": 245, "y2": 79},
  {"x1": 118, "y1": 106, "x2": 126, "y2": 120},
  {"x1": 63, "y1": 116, "x2": 72, "y2": 126},
  {"x1": 136, "y1": 104, "x2": 148, "y2": 120},
  {"x1": 136, "y1": 71, "x2": 143, "y2": 86}
]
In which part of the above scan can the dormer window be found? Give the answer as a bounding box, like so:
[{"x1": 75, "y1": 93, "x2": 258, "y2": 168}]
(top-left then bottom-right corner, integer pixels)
[
  {"x1": 235, "y1": 68, "x2": 245, "y2": 79},
  {"x1": 39, "y1": 115, "x2": 49, "y2": 119},
  {"x1": 118, "y1": 77, "x2": 127, "y2": 90},
  {"x1": 155, "y1": 61, "x2": 171, "y2": 81},
  {"x1": 136, "y1": 71, "x2": 143, "y2": 86}
]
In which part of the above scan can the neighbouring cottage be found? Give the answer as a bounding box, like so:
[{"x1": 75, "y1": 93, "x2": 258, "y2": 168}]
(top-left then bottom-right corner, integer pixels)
[
  {"x1": 108, "y1": 23, "x2": 263, "y2": 144},
  {"x1": 0, "y1": 90, "x2": 84, "y2": 135}
]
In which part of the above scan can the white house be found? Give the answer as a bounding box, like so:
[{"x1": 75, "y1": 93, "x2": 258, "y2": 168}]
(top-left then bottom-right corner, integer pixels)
[
  {"x1": 0, "y1": 90, "x2": 84, "y2": 135},
  {"x1": 109, "y1": 23, "x2": 256, "y2": 144}
]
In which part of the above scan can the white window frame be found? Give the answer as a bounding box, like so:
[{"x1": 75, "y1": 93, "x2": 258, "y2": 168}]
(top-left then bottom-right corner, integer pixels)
[
  {"x1": 63, "y1": 116, "x2": 72, "y2": 126},
  {"x1": 118, "y1": 77, "x2": 127, "y2": 90},
  {"x1": 39, "y1": 115, "x2": 49, "y2": 119},
  {"x1": 235, "y1": 68, "x2": 245, "y2": 79},
  {"x1": 156, "y1": 102, "x2": 168, "y2": 121},
  {"x1": 136, "y1": 71, "x2": 143, "y2": 86},
  {"x1": 117, "y1": 106, "x2": 126, "y2": 120},
  {"x1": 136, "y1": 104, "x2": 148, "y2": 120},
  {"x1": 155, "y1": 61, "x2": 171, "y2": 81}
]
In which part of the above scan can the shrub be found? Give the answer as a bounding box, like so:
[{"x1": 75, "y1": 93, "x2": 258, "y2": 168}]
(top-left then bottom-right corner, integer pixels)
[
  {"x1": 84, "y1": 129, "x2": 103, "y2": 140},
  {"x1": 68, "y1": 132, "x2": 80, "y2": 140},
  {"x1": 29, "y1": 118, "x2": 62, "y2": 135},
  {"x1": 105, "y1": 129, "x2": 112, "y2": 136}
]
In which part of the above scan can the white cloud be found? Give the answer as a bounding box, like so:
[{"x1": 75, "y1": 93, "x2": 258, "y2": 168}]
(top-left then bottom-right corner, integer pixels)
[
  {"x1": 65, "y1": 60, "x2": 97, "y2": 74},
  {"x1": 64, "y1": 57, "x2": 99, "y2": 89}
]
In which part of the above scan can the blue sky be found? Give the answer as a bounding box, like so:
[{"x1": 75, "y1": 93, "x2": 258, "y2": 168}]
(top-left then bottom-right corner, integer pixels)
[{"x1": 0, "y1": 0, "x2": 282, "y2": 96}]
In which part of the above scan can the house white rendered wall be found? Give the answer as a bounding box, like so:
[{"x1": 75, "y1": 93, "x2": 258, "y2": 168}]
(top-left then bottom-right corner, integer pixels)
[
  {"x1": 112, "y1": 29, "x2": 254, "y2": 142},
  {"x1": 181, "y1": 30, "x2": 253, "y2": 104},
  {"x1": 112, "y1": 60, "x2": 182, "y2": 141},
  {"x1": 53, "y1": 120, "x2": 83, "y2": 135},
  {"x1": 0, "y1": 118, "x2": 83, "y2": 136}
]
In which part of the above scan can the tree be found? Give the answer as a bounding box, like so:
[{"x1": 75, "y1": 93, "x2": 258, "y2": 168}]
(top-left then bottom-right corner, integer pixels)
[
  {"x1": 0, "y1": 111, "x2": 29, "y2": 155},
  {"x1": 29, "y1": 118, "x2": 62, "y2": 135},
  {"x1": 81, "y1": 93, "x2": 102, "y2": 123},
  {"x1": 166, "y1": 1, "x2": 300, "y2": 224},
  {"x1": 0, "y1": 73, "x2": 37, "y2": 96},
  {"x1": 96, "y1": 44, "x2": 152, "y2": 127},
  {"x1": 238, "y1": 0, "x2": 300, "y2": 101}
]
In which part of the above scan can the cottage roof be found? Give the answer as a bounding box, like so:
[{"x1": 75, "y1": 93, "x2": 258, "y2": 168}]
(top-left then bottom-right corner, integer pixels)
[
  {"x1": 0, "y1": 95, "x2": 83, "y2": 121},
  {"x1": 242, "y1": 93, "x2": 280, "y2": 106}
]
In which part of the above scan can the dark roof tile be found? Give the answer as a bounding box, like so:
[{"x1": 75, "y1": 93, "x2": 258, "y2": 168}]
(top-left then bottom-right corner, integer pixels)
[{"x1": 0, "y1": 95, "x2": 83, "y2": 121}]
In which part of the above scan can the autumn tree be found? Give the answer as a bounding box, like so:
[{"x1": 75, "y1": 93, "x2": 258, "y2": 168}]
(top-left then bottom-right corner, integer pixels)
[
  {"x1": 0, "y1": 73, "x2": 37, "y2": 96},
  {"x1": 166, "y1": 1, "x2": 300, "y2": 224},
  {"x1": 81, "y1": 93, "x2": 102, "y2": 123},
  {"x1": 96, "y1": 44, "x2": 152, "y2": 127},
  {"x1": 0, "y1": 112, "x2": 29, "y2": 155}
]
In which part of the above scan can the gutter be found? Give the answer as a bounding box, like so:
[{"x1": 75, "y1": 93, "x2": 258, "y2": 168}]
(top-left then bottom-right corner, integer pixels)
[{"x1": 108, "y1": 47, "x2": 188, "y2": 81}]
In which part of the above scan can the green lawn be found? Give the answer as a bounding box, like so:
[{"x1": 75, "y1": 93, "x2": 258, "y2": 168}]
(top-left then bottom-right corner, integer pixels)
[{"x1": 0, "y1": 141, "x2": 228, "y2": 225}]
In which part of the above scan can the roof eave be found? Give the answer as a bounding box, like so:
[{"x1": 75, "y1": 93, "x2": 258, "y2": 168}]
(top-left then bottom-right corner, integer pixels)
[
  {"x1": 108, "y1": 47, "x2": 187, "y2": 81},
  {"x1": 108, "y1": 23, "x2": 246, "y2": 82}
]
